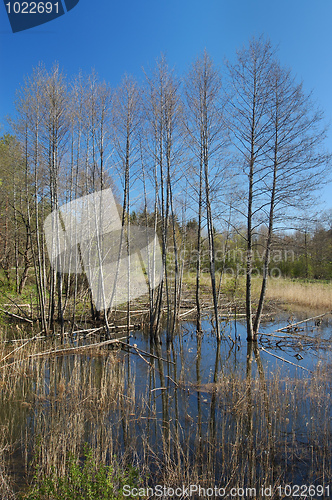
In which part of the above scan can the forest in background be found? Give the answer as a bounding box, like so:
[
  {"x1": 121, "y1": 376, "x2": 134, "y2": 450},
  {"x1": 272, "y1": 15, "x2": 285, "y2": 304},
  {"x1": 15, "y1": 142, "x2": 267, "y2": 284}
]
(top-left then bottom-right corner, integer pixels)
[{"x1": 0, "y1": 36, "x2": 331, "y2": 342}]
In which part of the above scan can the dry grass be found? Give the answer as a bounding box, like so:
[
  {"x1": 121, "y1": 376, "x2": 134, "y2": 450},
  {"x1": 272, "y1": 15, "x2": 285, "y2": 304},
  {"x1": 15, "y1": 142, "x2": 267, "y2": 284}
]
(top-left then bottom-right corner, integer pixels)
[
  {"x1": 265, "y1": 278, "x2": 332, "y2": 311},
  {"x1": 218, "y1": 274, "x2": 332, "y2": 311},
  {"x1": 0, "y1": 442, "x2": 16, "y2": 500},
  {"x1": 185, "y1": 270, "x2": 332, "y2": 311}
]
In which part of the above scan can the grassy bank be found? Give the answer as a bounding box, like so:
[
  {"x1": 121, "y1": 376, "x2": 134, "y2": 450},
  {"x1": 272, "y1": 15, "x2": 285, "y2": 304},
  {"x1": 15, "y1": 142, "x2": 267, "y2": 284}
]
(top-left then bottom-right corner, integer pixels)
[
  {"x1": 265, "y1": 278, "x2": 332, "y2": 311},
  {"x1": 215, "y1": 273, "x2": 332, "y2": 311},
  {"x1": 1, "y1": 271, "x2": 331, "y2": 335}
]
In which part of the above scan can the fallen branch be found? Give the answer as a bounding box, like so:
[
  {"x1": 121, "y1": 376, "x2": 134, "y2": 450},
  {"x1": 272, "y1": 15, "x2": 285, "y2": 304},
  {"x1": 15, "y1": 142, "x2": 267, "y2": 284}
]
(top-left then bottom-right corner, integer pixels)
[
  {"x1": 0, "y1": 308, "x2": 33, "y2": 324},
  {"x1": 117, "y1": 341, "x2": 175, "y2": 365},
  {"x1": 1, "y1": 334, "x2": 47, "y2": 344},
  {"x1": 259, "y1": 346, "x2": 312, "y2": 372},
  {"x1": 1, "y1": 293, "x2": 33, "y2": 319},
  {"x1": 3, "y1": 303, "x2": 31, "y2": 309},
  {"x1": 178, "y1": 307, "x2": 196, "y2": 318},
  {"x1": 258, "y1": 332, "x2": 298, "y2": 339},
  {"x1": 27, "y1": 336, "x2": 128, "y2": 358},
  {"x1": 1, "y1": 327, "x2": 103, "y2": 344},
  {"x1": 0, "y1": 334, "x2": 41, "y2": 364},
  {"x1": 0, "y1": 337, "x2": 129, "y2": 369},
  {"x1": 116, "y1": 309, "x2": 150, "y2": 315},
  {"x1": 219, "y1": 313, "x2": 246, "y2": 319},
  {"x1": 109, "y1": 324, "x2": 138, "y2": 331},
  {"x1": 275, "y1": 313, "x2": 328, "y2": 333},
  {"x1": 71, "y1": 326, "x2": 104, "y2": 336}
]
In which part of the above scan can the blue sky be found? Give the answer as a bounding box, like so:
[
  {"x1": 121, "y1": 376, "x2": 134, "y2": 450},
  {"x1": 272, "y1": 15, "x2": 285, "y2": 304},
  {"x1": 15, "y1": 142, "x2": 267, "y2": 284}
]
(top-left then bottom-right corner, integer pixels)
[{"x1": 1, "y1": 0, "x2": 332, "y2": 209}]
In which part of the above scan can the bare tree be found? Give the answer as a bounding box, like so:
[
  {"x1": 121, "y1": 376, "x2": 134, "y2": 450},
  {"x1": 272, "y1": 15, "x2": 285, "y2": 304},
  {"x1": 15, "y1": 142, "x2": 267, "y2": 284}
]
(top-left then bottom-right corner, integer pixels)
[
  {"x1": 41, "y1": 64, "x2": 69, "y2": 335},
  {"x1": 252, "y1": 62, "x2": 331, "y2": 335},
  {"x1": 83, "y1": 72, "x2": 113, "y2": 329},
  {"x1": 14, "y1": 65, "x2": 49, "y2": 332},
  {"x1": 112, "y1": 75, "x2": 141, "y2": 334},
  {"x1": 143, "y1": 55, "x2": 182, "y2": 341},
  {"x1": 226, "y1": 36, "x2": 331, "y2": 341},
  {"x1": 184, "y1": 51, "x2": 225, "y2": 339},
  {"x1": 14, "y1": 63, "x2": 69, "y2": 334},
  {"x1": 225, "y1": 37, "x2": 276, "y2": 341}
]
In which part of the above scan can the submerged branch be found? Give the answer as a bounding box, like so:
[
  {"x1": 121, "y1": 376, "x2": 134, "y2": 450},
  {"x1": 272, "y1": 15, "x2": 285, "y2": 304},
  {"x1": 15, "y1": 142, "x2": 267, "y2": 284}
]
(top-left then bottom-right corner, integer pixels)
[{"x1": 259, "y1": 346, "x2": 312, "y2": 372}]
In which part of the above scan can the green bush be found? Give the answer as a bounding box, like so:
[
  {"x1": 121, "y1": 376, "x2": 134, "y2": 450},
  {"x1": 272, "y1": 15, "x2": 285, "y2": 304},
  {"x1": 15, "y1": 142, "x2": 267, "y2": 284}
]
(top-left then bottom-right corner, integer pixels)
[{"x1": 21, "y1": 445, "x2": 142, "y2": 500}]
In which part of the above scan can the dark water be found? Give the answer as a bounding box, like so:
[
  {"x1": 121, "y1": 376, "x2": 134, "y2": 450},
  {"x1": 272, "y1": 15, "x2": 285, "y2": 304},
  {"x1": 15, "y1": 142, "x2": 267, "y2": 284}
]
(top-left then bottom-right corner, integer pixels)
[
  {"x1": 127, "y1": 313, "x2": 332, "y2": 439},
  {"x1": 130, "y1": 312, "x2": 332, "y2": 384}
]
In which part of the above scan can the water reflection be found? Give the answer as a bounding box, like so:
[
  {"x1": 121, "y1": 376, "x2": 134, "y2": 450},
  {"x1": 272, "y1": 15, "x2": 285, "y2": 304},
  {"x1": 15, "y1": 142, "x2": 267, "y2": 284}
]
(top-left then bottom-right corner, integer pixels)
[{"x1": 1, "y1": 314, "x2": 332, "y2": 492}]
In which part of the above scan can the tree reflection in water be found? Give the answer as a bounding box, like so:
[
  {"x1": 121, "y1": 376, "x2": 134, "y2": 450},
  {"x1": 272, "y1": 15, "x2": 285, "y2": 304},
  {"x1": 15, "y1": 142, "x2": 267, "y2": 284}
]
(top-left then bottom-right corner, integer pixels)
[{"x1": 1, "y1": 316, "x2": 331, "y2": 494}]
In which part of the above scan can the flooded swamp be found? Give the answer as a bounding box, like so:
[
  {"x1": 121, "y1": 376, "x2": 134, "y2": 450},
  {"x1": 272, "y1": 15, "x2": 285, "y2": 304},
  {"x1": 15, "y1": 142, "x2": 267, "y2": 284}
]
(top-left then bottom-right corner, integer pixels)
[{"x1": 0, "y1": 311, "x2": 332, "y2": 498}]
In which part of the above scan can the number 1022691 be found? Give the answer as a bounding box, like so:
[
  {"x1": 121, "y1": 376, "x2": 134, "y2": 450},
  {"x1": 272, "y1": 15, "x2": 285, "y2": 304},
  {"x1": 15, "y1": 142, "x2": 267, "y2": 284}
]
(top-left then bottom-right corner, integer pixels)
[
  {"x1": 277, "y1": 484, "x2": 330, "y2": 497},
  {"x1": 5, "y1": 2, "x2": 59, "y2": 14}
]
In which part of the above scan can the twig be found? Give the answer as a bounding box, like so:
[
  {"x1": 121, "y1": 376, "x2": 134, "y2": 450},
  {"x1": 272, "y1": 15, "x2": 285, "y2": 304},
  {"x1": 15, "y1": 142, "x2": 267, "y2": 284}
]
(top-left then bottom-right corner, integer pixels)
[
  {"x1": 124, "y1": 343, "x2": 178, "y2": 387},
  {"x1": 117, "y1": 341, "x2": 175, "y2": 365},
  {"x1": 131, "y1": 345, "x2": 152, "y2": 366},
  {"x1": 0, "y1": 334, "x2": 40, "y2": 364},
  {"x1": 27, "y1": 336, "x2": 128, "y2": 358},
  {"x1": 228, "y1": 335, "x2": 235, "y2": 345}
]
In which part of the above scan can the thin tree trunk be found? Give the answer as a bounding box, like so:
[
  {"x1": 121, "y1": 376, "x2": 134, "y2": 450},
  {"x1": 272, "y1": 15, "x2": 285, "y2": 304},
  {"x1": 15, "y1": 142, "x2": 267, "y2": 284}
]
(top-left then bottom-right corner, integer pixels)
[
  {"x1": 196, "y1": 158, "x2": 203, "y2": 333},
  {"x1": 246, "y1": 158, "x2": 254, "y2": 341},
  {"x1": 253, "y1": 119, "x2": 278, "y2": 336}
]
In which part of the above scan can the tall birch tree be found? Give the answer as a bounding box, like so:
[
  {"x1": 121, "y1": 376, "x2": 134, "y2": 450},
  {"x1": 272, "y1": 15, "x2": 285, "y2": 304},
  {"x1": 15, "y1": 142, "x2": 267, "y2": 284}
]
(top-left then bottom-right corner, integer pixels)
[
  {"x1": 225, "y1": 37, "x2": 275, "y2": 341},
  {"x1": 226, "y1": 36, "x2": 331, "y2": 341},
  {"x1": 144, "y1": 56, "x2": 182, "y2": 341},
  {"x1": 184, "y1": 51, "x2": 225, "y2": 339}
]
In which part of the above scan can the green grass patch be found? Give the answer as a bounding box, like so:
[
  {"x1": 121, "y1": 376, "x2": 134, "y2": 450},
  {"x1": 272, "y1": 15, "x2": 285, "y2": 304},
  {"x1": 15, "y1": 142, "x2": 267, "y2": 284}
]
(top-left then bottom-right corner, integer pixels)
[{"x1": 21, "y1": 445, "x2": 142, "y2": 500}]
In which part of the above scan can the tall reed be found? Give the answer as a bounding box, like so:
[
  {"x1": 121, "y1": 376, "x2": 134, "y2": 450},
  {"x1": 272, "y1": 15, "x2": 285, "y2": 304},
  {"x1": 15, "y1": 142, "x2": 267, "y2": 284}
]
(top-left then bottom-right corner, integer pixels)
[{"x1": 0, "y1": 331, "x2": 331, "y2": 498}]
